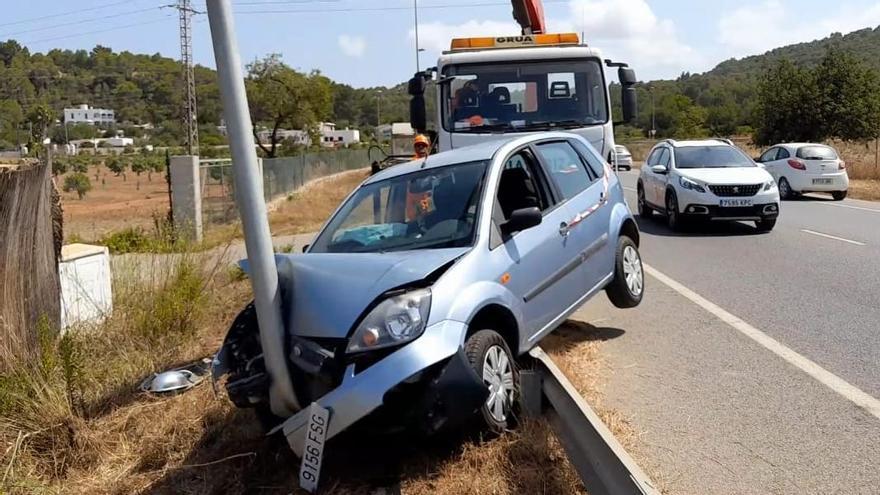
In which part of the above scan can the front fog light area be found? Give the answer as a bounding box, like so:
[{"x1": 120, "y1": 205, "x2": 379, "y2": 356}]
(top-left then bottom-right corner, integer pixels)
[{"x1": 347, "y1": 289, "x2": 432, "y2": 353}]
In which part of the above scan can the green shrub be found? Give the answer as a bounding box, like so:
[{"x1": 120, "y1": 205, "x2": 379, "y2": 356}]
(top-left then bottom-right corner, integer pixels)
[
  {"x1": 100, "y1": 227, "x2": 154, "y2": 254},
  {"x1": 62, "y1": 173, "x2": 92, "y2": 199}
]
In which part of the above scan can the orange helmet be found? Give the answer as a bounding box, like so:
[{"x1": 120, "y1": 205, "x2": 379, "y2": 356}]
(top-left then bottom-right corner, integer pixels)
[{"x1": 414, "y1": 134, "x2": 430, "y2": 147}]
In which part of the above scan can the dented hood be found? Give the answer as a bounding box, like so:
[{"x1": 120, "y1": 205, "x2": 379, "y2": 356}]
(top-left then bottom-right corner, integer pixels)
[{"x1": 249, "y1": 248, "x2": 468, "y2": 339}]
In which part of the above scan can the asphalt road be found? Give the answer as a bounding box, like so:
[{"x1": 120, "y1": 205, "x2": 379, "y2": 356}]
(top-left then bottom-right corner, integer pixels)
[{"x1": 566, "y1": 170, "x2": 880, "y2": 494}]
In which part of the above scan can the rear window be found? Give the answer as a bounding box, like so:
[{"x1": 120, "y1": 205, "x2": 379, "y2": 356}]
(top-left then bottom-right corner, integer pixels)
[
  {"x1": 796, "y1": 146, "x2": 838, "y2": 160},
  {"x1": 673, "y1": 146, "x2": 754, "y2": 169}
]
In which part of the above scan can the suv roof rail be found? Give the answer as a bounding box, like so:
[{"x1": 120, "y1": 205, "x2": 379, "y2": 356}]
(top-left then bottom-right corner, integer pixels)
[
  {"x1": 710, "y1": 137, "x2": 734, "y2": 146},
  {"x1": 662, "y1": 138, "x2": 676, "y2": 145}
]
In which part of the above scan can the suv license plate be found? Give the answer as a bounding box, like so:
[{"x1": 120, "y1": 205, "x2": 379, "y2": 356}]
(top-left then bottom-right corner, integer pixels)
[
  {"x1": 299, "y1": 402, "x2": 330, "y2": 493},
  {"x1": 813, "y1": 178, "x2": 833, "y2": 185},
  {"x1": 720, "y1": 199, "x2": 753, "y2": 207}
]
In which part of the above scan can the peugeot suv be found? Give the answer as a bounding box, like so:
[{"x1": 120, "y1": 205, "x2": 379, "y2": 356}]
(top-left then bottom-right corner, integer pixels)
[
  {"x1": 213, "y1": 132, "x2": 644, "y2": 456},
  {"x1": 637, "y1": 139, "x2": 780, "y2": 232}
]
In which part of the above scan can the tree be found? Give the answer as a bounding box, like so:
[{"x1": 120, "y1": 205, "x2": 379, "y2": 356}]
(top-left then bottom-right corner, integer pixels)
[
  {"x1": 131, "y1": 156, "x2": 148, "y2": 177},
  {"x1": 246, "y1": 54, "x2": 333, "y2": 158},
  {"x1": 63, "y1": 173, "x2": 92, "y2": 199},
  {"x1": 52, "y1": 158, "x2": 68, "y2": 176},
  {"x1": 814, "y1": 50, "x2": 880, "y2": 141},
  {"x1": 706, "y1": 101, "x2": 739, "y2": 136},
  {"x1": 753, "y1": 60, "x2": 822, "y2": 145},
  {"x1": 26, "y1": 103, "x2": 54, "y2": 144},
  {"x1": 106, "y1": 156, "x2": 126, "y2": 178}
]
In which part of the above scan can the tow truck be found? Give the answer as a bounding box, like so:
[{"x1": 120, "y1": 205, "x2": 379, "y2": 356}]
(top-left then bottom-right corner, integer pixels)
[{"x1": 408, "y1": 0, "x2": 638, "y2": 165}]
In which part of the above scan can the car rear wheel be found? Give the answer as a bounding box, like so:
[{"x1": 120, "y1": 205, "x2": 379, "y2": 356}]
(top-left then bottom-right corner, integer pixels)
[
  {"x1": 637, "y1": 185, "x2": 652, "y2": 218},
  {"x1": 832, "y1": 190, "x2": 847, "y2": 201},
  {"x1": 465, "y1": 330, "x2": 517, "y2": 434},
  {"x1": 756, "y1": 219, "x2": 777, "y2": 232},
  {"x1": 778, "y1": 178, "x2": 794, "y2": 200},
  {"x1": 666, "y1": 191, "x2": 683, "y2": 231},
  {"x1": 606, "y1": 235, "x2": 644, "y2": 309}
]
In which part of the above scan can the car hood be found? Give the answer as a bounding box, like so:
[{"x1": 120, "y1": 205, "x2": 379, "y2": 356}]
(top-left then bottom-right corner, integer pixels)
[
  {"x1": 243, "y1": 248, "x2": 469, "y2": 339},
  {"x1": 677, "y1": 167, "x2": 771, "y2": 184}
]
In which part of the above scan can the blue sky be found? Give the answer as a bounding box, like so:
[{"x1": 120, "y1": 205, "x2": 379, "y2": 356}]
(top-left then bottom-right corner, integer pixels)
[{"x1": 5, "y1": 0, "x2": 880, "y2": 88}]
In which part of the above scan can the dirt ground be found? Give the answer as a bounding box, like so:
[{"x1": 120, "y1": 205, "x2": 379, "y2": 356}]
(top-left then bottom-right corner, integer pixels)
[{"x1": 58, "y1": 165, "x2": 170, "y2": 241}]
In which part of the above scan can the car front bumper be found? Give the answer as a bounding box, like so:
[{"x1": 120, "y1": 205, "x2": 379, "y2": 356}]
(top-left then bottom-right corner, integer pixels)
[
  {"x1": 677, "y1": 187, "x2": 780, "y2": 221},
  {"x1": 275, "y1": 319, "x2": 486, "y2": 456}
]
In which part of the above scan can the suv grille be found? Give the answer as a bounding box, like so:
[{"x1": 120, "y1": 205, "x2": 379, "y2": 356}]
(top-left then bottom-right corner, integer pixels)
[{"x1": 709, "y1": 184, "x2": 761, "y2": 197}]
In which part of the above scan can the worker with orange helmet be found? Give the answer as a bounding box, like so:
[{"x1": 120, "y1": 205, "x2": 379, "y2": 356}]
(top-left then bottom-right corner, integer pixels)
[{"x1": 413, "y1": 134, "x2": 431, "y2": 159}]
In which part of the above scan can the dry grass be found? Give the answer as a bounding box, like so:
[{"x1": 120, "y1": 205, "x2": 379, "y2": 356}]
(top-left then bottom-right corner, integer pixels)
[{"x1": 268, "y1": 168, "x2": 369, "y2": 236}]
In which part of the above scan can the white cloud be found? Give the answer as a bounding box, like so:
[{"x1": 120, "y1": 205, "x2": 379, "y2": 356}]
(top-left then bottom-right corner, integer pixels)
[
  {"x1": 718, "y1": 1, "x2": 880, "y2": 59},
  {"x1": 411, "y1": 1, "x2": 704, "y2": 81},
  {"x1": 338, "y1": 35, "x2": 366, "y2": 58}
]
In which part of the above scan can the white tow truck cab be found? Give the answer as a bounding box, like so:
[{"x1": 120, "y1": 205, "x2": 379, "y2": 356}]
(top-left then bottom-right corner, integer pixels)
[{"x1": 408, "y1": 32, "x2": 638, "y2": 163}]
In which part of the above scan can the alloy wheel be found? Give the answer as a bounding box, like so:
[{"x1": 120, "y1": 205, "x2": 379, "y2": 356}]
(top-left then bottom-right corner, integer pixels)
[
  {"x1": 482, "y1": 345, "x2": 515, "y2": 423},
  {"x1": 622, "y1": 245, "x2": 643, "y2": 297}
]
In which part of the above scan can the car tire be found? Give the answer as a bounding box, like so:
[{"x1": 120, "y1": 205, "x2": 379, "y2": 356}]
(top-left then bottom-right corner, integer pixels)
[
  {"x1": 755, "y1": 219, "x2": 777, "y2": 232},
  {"x1": 832, "y1": 190, "x2": 847, "y2": 201},
  {"x1": 637, "y1": 184, "x2": 652, "y2": 218},
  {"x1": 606, "y1": 235, "x2": 644, "y2": 309},
  {"x1": 465, "y1": 329, "x2": 517, "y2": 434},
  {"x1": 778, "y1": 177, "x2": 794, "y2": 200},
  {"x1": 666, "y1": 190, "x2": 683, "y2": 231}
]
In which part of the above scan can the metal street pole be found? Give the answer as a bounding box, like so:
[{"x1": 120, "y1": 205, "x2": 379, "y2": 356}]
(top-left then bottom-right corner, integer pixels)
[
  {"x1": 650, "y1": 86, "x2": 656, "y2": 138},
  {"x1": 414, "y1": 0, "x2": 420, "y2": 72},
  {"x1": 205, "y1": 0, "x2": 299, "y2": 416}
]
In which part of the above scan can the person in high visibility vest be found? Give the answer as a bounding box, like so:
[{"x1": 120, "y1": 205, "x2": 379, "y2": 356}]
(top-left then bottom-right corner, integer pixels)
[{"x1": 413, "y1": 134, "x2": 431, "y2": 159}]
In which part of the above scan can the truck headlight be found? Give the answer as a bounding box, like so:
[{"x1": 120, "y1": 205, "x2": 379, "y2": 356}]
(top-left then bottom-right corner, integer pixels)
[
  {"x1": 679, "y1": 176, "x2": 706, "y2": 193},
  {"x1": 347, "y1": 289, "x2": 431, "y2": 354}
]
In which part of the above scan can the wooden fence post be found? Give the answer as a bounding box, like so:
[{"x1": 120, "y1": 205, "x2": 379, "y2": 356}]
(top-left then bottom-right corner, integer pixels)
[{"x1": 0, "y1": 160, "x2": 61, "y2": 370}]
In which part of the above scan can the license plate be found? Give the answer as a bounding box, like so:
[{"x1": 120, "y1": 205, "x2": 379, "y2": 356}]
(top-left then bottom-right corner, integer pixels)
[
  {"x1": 720, "y1": 199, "x2": 753, "y2": 207},
  {"x1": 813, "y1": 178, "x2": 833, "y2": 185},
  {"x1": 299, "y1": 402, "x2": 330, "y2": 493}
]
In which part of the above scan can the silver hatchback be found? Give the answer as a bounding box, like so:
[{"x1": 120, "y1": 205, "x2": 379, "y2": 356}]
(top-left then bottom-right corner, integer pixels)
[{"x1": 214, "y1": 132, "x2": 644, "y2": 454}]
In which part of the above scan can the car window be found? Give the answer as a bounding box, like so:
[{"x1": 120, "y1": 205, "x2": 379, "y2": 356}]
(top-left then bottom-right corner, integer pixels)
[
  {"x1": 797, "y1": 145, "x2": 838, "y2": 160},
  {"x1": 646, "y1": 148, "x2": 661, "y2": 166},
  {"x1": 759, "y1": 148, "x2": 778, "y2": 162},
  {"x1": 673, "y1": 146, "x2": 755, "y2": 169},
  {"x1": 498, "y1": 149, "x2": 553, "y2": 219},
  {"x1": 534, "y1": 141, "x2": 594, "y2": 200},
  {"x1": 776, "y1": 148, "x2": 790, "y2": 159},
  {"x1": 657, "y1": 148, "x2": 670, "y2": 167},
  {"x1": 310, "y1": 161, "x2": 487, "y2": 253},
  {"x1": 570, "y1": 139, "x2": 606, "y2": 179}
]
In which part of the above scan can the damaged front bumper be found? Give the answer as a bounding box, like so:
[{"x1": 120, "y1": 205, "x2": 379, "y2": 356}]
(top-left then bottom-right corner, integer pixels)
[{"x1": 274, "y1": 319, "x2": 486, "y2": 456}]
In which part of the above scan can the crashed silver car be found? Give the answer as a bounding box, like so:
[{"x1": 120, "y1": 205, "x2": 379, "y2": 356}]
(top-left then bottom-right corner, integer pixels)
[{"x1": 214, "y1": 132, "x2": 644, "y2": 454}]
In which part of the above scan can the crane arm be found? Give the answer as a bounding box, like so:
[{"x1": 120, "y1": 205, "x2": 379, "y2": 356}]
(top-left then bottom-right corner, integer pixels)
[{"x1": 510, "y1": 0, "x2": 546, "y2": 34}]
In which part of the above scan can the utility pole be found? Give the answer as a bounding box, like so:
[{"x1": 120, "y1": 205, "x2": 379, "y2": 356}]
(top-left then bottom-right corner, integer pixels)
[
  {"x1": 206, "y1": 0, "x2": 299, "y2": 417},
  {"x1": 413, "y1": 0, "x2": 421, "y2": 72},
  {"x1": 649, "y1": 86, "x2": 656, "y2": 138},
  {"x1": 177, "y1": 0, "x2": 200, "y2": 155}
]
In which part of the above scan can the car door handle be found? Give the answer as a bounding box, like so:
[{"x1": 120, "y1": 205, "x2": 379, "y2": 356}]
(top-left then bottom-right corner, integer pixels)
[{"x1": 559, "y1": 222, "x2": 570, "y2": 237}]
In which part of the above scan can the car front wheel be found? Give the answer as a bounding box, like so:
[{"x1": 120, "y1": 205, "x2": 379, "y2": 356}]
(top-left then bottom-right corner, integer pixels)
[
  {"x1": 637, "y1": 184, "x2": 652, "y2": 218},
  {"x1": 606, "y1": 235, "x2": 644, "y2": 308},
  {"x1": 666, "y1": 191, "x2": 683, "y2": 231},
  {"x1": 465, "y1": 330, "x2": 517, "y2": 433}
]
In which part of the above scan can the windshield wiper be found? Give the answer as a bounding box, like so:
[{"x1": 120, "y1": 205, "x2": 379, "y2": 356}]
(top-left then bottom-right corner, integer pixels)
[
  {"x1": 514, "y1": 119, "x2": 587, "y2": 131},
  {"x1": 460, "y1": 123, "x2": 512, "y2": 133}
]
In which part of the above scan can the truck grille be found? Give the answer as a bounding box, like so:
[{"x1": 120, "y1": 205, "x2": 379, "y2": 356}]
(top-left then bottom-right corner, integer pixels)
[{"x1": 709, "y1": 184, "x2": 761, "y2": 197}]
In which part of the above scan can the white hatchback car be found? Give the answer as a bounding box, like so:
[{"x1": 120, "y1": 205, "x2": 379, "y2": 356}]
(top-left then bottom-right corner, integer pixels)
[
  {"x1": 637, "y1": 139, "x2": 780, "y2": 232},
  {"x1": 755, "y1": 143, "x2": 848, "y2": 200}
]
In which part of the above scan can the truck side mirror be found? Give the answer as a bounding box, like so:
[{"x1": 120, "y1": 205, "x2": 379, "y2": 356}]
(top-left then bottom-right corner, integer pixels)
[
  {"x1": 618, "y1": 67, "x2": 638, "y2": 124},
  {"x1": 409, "y1": 73, "x2": 427, "y2": 133}
]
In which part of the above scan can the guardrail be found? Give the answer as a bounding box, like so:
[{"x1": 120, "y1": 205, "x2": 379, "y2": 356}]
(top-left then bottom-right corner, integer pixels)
[{"x1": 523, "y1": 347, "x2": 660, "y2": 495}]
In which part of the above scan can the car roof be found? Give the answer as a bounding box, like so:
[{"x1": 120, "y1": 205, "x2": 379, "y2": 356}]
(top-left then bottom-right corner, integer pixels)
[
  {"x1": 364, "y1": 131, "x2": 586, "y2": 184},
  {"x1": 665, "y1": 139, "x2": 730, "y2": 148},
  {"x1": 777, "y1": 142, "x2": 832, "y2": 149}
]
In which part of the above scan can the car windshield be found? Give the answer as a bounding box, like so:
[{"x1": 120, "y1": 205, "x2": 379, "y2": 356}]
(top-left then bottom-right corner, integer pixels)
[
  {"x1": 310, "y1": 161, "x2": 487, "y2": 254},
  {"x1": 674, "y1": 146, "x2": 755, "y2": 169},
  {"x1": 796, "y1": 145, "x2": 838, "y2": 160},
  {"x1": 441, "y1": 59, "x2": 608, "y2": 133}
]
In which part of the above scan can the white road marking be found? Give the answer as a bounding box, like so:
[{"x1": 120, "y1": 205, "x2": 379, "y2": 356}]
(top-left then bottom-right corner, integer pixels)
[
  {"x1": 801, "y1": 229, "x2": 866, "y2": 246},
  {"x1": 821, "y1": 202, "x2": 880, "y2": 214},
  {"x1": 623, "y1": 186, "x2": 637, "y2": 192},
  {"x1": 644, "y1": 263, "x2": 880, "y2": 422}
]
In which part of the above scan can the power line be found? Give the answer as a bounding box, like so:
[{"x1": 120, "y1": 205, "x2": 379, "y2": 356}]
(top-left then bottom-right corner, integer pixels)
[
  {"x1": 226, "y1": 0, "x2": 568, "y2": 14},
  {"x1": 0, "y1": 7, "x2": 163, "y2": 40},
  {"x1": 20, "y1": 16, "x2": 175, "y2": 45},
  {"x1": 0, "y1": 0, "x2": 154, "y2": 28}
]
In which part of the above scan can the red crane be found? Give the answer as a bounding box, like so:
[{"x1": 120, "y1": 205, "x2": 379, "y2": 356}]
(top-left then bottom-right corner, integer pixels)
[{"x1": 510, "y1": 0, "x2": 546, "y2": 34}]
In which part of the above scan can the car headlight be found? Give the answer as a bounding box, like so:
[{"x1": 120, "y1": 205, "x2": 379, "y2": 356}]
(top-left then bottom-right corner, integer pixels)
[
  {"x1": 346, "y1": 289, "x2": 431, "y2": 354},
  {"x1": 763, "y1": 180, "x2": 776, "y2": 191},
  {"x1": 679, "y1": 176, "x2": 706, "y2": 193}
]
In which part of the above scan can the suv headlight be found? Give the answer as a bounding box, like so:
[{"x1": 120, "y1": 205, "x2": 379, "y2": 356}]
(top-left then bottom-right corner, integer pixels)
[
  {"x1": 347, "y1": 289, "x2": 431, "y2": 354},
  {"x1": 679, "y1": 176, "x2": 706, "y2": 193},
  {"x1": 764, "y1": 180, "x2": 776, "y2": 191}
]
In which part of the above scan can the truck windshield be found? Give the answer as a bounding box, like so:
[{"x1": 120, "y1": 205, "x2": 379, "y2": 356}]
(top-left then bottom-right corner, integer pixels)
[
  {"x1": 442, "y1": 58, "x2": 608, "y2": 133},
  {"x1": 310, "y1": 161, "x2": 487, "y2": 254}
]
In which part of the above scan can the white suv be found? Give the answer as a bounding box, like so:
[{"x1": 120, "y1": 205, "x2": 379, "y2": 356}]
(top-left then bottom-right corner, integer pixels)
[{"x1": 637, "y1": 139, "x2": 780, "y2": 232}]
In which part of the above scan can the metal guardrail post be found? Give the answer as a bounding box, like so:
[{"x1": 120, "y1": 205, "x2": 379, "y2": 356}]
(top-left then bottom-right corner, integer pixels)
[{"x1": 528, "y1": 347, "x2": 660, "y2": 495}]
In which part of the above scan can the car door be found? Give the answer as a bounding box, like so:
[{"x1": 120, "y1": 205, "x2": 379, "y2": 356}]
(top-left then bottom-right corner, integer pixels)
[
  {"x1": 758, "y1": 147, "x2": 781, "y2": 180},
  {"x1": 490, "y1": 147, "x2": 585, "y2": 345},
  {"x1": 642, "y1": 148, "x2": 662, "y2": 206},
  {"x1": 652, "y1": 147, "x2": 671, "y2": 203}
]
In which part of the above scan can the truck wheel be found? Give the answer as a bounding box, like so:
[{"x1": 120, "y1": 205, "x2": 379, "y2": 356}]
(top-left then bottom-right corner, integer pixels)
[
  {"x1": 606, "y1": 235, "x2": 644, "y2": 309},
  {"x1": 465, "y1": 330, "x2": 517, "y2": 434}
]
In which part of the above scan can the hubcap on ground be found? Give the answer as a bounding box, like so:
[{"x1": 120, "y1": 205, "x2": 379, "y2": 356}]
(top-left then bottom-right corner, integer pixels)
[
  {"x1": 622, "y1": 245, "x2": 643, "y2": 296},
  {"x1": 482, "y1": 345, "x2": 514, "y2": 423}
]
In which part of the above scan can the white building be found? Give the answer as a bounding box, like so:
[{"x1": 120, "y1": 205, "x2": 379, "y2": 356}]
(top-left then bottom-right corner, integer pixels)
[
  {"x1": 64, "y1": 104, "x2": 115, "y2": 125},
  {"x1": 319, "y1": 122, "x2": 360, "y2": 148},
  {"x1": 255, "y1": 128, "x2": 311, "y2": 146}
]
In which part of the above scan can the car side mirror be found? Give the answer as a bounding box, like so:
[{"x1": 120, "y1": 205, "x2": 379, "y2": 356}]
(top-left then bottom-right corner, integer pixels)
[
  {"x1": 501, "y1": 207, "x2": 542, "y2": 236},
  {"x1": 650, "y1": 164, "x2": 668, "y2": 174}
]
